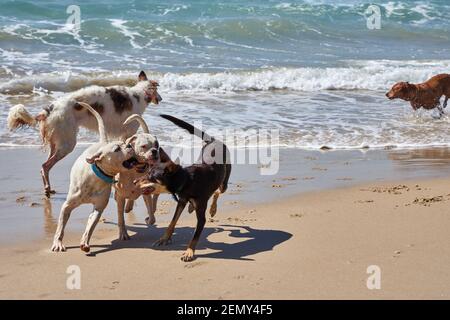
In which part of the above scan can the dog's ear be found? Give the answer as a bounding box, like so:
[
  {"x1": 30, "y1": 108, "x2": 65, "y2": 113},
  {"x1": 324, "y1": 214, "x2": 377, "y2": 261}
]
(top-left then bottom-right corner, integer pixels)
[
  {"x1": 159, "y1": 148, "x2": 171, "y2": 163},
  {"x1": 164, "y1": 161, "x2": 179, "y2": 173},
  {"x1": 125, "y1": 135, "x2": 138, "y2": 146},
  {"x1": 148, "y1": 82, "x2": 161, "y2": 104},
  {"x1": 86, "y1": 151, "x2": 103, "y2": 164},
  {"x1": 138, "y1": 71, "x2": 148, "y2": 81}
]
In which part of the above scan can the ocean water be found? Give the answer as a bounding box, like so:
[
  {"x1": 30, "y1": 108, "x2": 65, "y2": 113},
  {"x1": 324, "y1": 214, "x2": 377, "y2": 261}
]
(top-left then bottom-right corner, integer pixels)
[{"x1": 1, "y1": 0, "x2": 450, "y2": 149}]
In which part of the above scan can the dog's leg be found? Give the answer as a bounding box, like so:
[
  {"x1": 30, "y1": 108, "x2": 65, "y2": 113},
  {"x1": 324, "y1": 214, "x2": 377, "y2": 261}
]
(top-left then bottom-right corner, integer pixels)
[
  {"x1": 143, "y1": 195, "x2": 156, "y2": 225},
  {"x1": 41, "y1": 143, "x2": 57, "y2": 197},
  {"x1": 124, "y1": 199, "x2": 134, "y2": 213},
  {"x1": 181, "y1": 201, "x2": 207, "y2": 262},
  {"x1": 437, "y1": 104, "x2": 445, "y2": 118},
  {"x1": 79, "y1": 207, "x2": 104, "y2": 253},
  {"x1": 51, "y1": 201, "x2": 76, "y2": 252},
  {"x1": 444, "y1": 96, "x2": 448, "y2": 109},
  {"x1": 152, "y1": 193, "x2": 160, "y2": 214},
  {"x1": 188, "y1": 201, "x2": 195, "y2": 213},
  {"x1": 153, "y1": 199, "x2": 187, "y2": 246},
  {"x1": 116, "y1": 195, "x2": 130, "y2": 240},
  {"x1": 209, "y1": 190, "x2": 221, "y2": 217},
  {"x1": 41, "y1": 142, "x2": 75, "y2": 197}
]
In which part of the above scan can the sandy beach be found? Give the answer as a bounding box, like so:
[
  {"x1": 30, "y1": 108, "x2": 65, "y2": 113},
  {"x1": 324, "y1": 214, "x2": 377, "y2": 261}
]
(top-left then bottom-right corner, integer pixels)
[{"x1": 1, "y1": 146, "x2": 450, "y2": 299}]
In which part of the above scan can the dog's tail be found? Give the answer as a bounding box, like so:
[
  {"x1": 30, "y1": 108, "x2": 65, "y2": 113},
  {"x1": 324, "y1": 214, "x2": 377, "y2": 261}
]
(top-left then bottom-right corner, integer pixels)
[
  {"x1": 76, "y1": 102, "x2": 107, "y2": 143},
  {"x1": 123, "y1": 114, "x2": 150, "y2": 134},
  {"x1": 160, "y1": 114, "x2": 213, "y2": 142},
  {"x1": 7, "y1": 104, "x2": 48, "y2": 131}
]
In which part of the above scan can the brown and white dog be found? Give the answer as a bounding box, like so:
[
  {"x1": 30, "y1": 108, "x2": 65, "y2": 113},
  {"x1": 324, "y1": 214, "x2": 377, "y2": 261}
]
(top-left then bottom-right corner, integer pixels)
[
  {"x1": 7, "y1": 71, "x2": 161, "y2": 197},
  {"x1": 386, "y1": 74, "x2": 450, "y2": 117}
]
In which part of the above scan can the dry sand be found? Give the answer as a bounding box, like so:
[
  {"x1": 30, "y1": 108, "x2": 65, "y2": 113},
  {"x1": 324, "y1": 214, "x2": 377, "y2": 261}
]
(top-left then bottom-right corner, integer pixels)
[{"x1": 1, "y1": 175, "x2": 450, "y2": 299}]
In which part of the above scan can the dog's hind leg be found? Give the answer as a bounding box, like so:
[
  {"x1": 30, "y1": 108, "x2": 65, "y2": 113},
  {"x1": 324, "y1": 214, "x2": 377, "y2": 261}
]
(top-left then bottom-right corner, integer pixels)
[
  {"x1": 143, "y1": 194, "x2": 156, "y2": 225},
  {"x1": 124, "y1": 199, "x2": 134, "y2": 213},
  {"x1": 80, "y1": 206, "x2": 107, "y2": 253},
  {"x1": 437, "y1": 105, "x2": 445, "y2": 118},
  {"x1": 51, "y1": 201, "x2": 77, "y2": 252},
  {"x1": 209, "y1": 190, "x2": 221, "y2": 217},
  {"x1": 154, "y1": 198, "x2": 187, "y2": 246},
  {"x1": 152, "y1": 193, "x2": 160, "y2": 214},
  {"x1": 181, "y1": 201, "x2": 207, "y2": 262},
  {"x1": 41, "y1": 140, "x2": 76, "y2": 197},
  {"x1": 116, "y1": 194, "x2": 130, "y2": 240}
]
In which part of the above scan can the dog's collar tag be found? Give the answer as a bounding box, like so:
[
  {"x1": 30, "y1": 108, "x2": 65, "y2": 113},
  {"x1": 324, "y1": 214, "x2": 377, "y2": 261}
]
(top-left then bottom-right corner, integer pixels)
[{"x1": 91, "y1": 163, "x2": 117, "y2": 184}]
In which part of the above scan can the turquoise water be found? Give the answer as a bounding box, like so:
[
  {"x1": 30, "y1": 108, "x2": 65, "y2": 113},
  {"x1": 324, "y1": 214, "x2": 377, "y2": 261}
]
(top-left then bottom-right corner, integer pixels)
[{"x1": 1, "y1": 1, "x2": 450, "y2": 149}]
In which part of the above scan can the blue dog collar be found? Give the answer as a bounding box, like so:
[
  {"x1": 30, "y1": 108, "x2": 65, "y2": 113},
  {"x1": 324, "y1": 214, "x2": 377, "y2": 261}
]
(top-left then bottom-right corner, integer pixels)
[{"x1": 91, "y1": 163, "x2": 116, "y2": 184}]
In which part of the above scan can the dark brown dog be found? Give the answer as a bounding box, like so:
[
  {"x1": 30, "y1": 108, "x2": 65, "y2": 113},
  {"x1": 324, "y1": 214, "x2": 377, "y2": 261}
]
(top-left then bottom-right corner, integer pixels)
[
  {"x1": 135, "y1": 114, "x2": 231, "y2": 262},
  {"x1": 386, "y1": 73, "x2": 450, "y2": 116}
]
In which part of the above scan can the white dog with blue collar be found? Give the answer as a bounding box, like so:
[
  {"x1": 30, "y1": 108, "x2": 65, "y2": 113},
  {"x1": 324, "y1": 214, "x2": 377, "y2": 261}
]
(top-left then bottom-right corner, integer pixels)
[{"x1": 51, "y1": 102, "x2": 139, "y2": 253}]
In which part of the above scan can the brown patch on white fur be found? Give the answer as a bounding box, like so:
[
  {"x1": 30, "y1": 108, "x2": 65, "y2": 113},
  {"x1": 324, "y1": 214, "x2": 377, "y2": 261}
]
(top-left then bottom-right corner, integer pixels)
[
  {"x1": 74, "y1": 102, "x2": 104, "y2": 115},
  {"x1": 106, "y1": 88, "x2": 133, "y2": 114}
]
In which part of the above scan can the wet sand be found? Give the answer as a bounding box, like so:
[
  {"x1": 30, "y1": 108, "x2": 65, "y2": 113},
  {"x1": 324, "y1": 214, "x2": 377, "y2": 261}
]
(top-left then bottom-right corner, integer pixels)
[{"x1": 1, "y1": 146, "x2": 450, "y2": 299}]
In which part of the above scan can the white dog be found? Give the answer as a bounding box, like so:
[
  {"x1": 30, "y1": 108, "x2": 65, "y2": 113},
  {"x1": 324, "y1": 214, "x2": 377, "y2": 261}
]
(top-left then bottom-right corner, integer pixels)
[
  {"x1": 51, "y1": 102, "x2": 139, "y2": 253},
  {"x1": 7, "y1": 71, "x2": 161, "y2": 197},
  {"x1": 113, "y1": 114, "x2": 166, "y2": 239}
]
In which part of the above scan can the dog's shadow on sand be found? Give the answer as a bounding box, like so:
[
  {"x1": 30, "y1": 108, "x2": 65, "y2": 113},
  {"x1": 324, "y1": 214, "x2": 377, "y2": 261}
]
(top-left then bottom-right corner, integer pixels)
[{"x1": 71, "y1": 222, "x2": 292, "y2": 261}]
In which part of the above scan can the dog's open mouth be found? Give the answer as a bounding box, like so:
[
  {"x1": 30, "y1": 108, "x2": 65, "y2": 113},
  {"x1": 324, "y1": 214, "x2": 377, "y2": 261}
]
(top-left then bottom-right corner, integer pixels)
[
  {"x1": 141, "y1": 185, "x2": 155, "y2": 195},
  {"x1": 135, "y1": 162, "x2": 149, "y2": 173},
  {"x1": 122, "y1": 157, "x2": 139, "y2": 169}
]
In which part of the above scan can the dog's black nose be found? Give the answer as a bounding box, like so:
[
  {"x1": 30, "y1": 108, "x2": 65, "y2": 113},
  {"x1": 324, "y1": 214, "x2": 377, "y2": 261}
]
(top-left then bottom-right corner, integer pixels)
[{"x1": 151, "y1": 149, "x2": 158, "y2": 156}]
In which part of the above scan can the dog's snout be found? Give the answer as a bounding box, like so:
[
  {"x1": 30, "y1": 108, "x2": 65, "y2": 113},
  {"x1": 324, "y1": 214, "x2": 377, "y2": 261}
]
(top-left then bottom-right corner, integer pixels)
[{"x1": 151, "y1": 148, "x2": 158, "y2": 156}]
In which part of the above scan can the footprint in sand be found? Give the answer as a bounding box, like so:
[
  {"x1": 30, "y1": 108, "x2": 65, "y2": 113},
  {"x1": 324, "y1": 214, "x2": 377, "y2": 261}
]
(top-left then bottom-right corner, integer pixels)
[
  {"x1": 361, "y1": 185, "x2": 410, "y2": 195},
  {"x1": 271, "y1": 184, "x2": 283, "y2": 188},
  {"x1": 355, "y1": 200, "x2": 374, "y2": 204},
  {"x1": 184, "y1": 261, "x2": 207, "y2": 269},
  {"x1": 393, "y1": 250, "x2": 402, "y2": 258},
  {"x1": 412, "y1": 196, "x2": 444, "y2": 206}
]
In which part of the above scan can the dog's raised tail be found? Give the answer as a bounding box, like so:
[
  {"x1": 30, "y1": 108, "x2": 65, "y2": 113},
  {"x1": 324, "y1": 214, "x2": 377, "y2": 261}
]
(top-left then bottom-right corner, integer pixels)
[
  {"x1": 160, "y1": 114, "x2": 213, "y2": 142},
  {"x1": 123, "y1": 114, "x2": 150, "y2": 134},
  {"x1": 76, "y1": 102, "x2": 107, "y2": 143},
  {"x1": 7, "y1": 104, "x2": 39, "y2": 130}
]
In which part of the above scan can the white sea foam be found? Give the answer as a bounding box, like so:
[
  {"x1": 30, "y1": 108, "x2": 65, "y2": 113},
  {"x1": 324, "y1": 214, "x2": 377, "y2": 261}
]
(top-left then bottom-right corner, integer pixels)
[
  {"x1": 1, "y1": 60, "x2": 449, "y2": 95},
  {"x1": 110, "y1": 19, "x2": 144, "y2": 49}
]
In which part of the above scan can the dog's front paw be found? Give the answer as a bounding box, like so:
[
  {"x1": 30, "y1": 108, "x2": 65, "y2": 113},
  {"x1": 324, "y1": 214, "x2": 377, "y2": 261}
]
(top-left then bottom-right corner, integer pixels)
[
  {"x1": 145, "y1": 215, "x2": 156, "y2": 226},
  {"x1": 51, "y1": 240, "x2": 66, "y2": 252},
  {"x1": 153, "y1": 237, "x2": 171, "y2": 247},
  {"x1": 80, "y1": 244, "x2": 90, "y2": 253},
  {"x1": 181, "y1": 248, "x2": 195, "y2": 262},
  {"x1": 119, "y1": 230, "x2": 130, "y2": 241}
]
